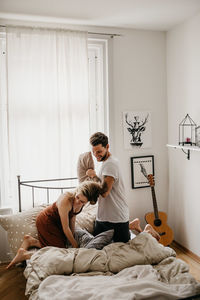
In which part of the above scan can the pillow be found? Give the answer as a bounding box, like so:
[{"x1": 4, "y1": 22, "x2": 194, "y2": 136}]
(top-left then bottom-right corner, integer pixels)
[
  {"x1": 0, "y1": 203, "x2": 97, "y2": 256},
  {"x1": 0, "y1": 205, "x2": 46, "y2": 256},
  {"x1": 75, "y1": 229, "x2": 114, "y2": 250},
  {"x1": 74, "y1": 229, "x2": 94, "y2": 247},
  {"x1": 77, "y1": 151, "x2": 94, "y2": 183},
  {"x1": 75, "y1": 203, "x2": 97, "y2": 233}
]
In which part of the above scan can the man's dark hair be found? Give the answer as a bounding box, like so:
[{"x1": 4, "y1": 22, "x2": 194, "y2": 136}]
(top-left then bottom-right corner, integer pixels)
[{"x1": 90, "y1": 132, "x2": 108, "y2": 147}]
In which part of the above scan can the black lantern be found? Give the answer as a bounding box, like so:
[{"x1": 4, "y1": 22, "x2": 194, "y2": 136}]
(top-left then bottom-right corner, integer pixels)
[{"x1": 179, "y1": 114, "x2": 196, "y2": 146}]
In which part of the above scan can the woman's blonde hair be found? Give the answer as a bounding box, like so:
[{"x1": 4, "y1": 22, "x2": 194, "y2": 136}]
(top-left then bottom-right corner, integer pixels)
[{"x1": 75, "y1": 181, "x2": 107, "y2": 205}]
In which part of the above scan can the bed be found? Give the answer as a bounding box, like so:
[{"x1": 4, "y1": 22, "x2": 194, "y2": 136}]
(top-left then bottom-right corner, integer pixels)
[{"x1": 0, "y1": 176, "x2": 200, "y2": 300}]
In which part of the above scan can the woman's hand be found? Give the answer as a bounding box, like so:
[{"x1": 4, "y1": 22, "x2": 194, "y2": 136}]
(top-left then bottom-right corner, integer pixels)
[{"x1": 71, "y1": 240, "x2": 78, "y2": 248}]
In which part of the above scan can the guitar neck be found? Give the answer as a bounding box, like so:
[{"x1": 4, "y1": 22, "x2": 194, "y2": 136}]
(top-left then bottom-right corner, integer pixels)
[{"x1": 150, "y1": 186, "x2": 159, "y2": 219}]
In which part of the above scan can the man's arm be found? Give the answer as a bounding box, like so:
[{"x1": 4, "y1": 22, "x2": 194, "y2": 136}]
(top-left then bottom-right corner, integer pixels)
[
  {"x1": 101, "y1": 175, "x2": 114, "y2": 198},
  {"x1": 85, "y1": 169, "x2": 113, "y2": 197}
]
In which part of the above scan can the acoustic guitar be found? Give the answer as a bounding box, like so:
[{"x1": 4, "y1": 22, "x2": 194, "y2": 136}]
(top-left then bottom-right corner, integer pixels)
[{"x1": 140, "y1": 164, "x2": 173, "y2": 246}]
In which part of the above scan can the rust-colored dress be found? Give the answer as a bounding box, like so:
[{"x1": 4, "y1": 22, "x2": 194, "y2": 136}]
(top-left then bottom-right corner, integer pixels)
[{"x1": 36, "y1": 202, "x2": 74, "y2": 248}]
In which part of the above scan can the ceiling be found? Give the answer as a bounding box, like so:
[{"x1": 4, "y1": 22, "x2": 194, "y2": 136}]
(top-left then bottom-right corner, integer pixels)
[{"x1": 0, "y1": 0, "x2": 200, "y2": 31}]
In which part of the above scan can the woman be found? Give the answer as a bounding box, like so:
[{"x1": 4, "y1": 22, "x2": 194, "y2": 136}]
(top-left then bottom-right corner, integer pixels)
[{"x1": 6, "y1": 181, "x2": 104, "y2": 269}]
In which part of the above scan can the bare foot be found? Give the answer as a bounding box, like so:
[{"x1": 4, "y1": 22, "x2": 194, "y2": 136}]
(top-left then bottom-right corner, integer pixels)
[
  {"x1": 129, "y1": 218, "x2": 142, "y2": 233},
  {"x1": 23, "y1": 234, "x2": 41, "y2": 248},
  {"x1": 144, "y1": 224, "x2": 160, "y2": 241},
  {"x1": 6, "y1": 248, "x2": 31, "y2": 269}
]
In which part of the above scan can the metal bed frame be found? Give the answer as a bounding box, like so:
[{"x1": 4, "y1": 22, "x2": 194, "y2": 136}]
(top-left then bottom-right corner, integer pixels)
[{"x1": 17, "y1": 175, "x2": 78, "y2": 212}]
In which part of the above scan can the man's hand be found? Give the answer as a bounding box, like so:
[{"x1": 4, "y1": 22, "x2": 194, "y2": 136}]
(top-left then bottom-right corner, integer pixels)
[{"x1": 86, "y1": 169, "x2": 96, "y2": 178}]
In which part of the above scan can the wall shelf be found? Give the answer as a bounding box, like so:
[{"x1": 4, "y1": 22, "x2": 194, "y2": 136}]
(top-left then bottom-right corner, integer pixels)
[{"x1": 166, "y1": 144, "x2": 200, "y2": 160}]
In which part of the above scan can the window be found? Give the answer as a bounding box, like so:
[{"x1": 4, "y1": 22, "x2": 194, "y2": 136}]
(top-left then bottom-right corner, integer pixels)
[{"x1": 0, "y1": 29, "x2": 109, "y2": 210}]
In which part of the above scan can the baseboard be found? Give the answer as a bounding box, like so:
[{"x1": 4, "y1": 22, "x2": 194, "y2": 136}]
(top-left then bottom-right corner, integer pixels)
[{"x1": 172, "y1": 240, "x2": 200, "y2": 264}]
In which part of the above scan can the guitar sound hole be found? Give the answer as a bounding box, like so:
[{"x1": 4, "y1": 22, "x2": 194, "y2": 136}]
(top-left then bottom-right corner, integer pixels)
[{"x1": 154, "y1": 219, "x2": 162, "y2": 226}]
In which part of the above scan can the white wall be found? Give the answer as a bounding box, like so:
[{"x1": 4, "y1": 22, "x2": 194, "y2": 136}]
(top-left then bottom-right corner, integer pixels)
[
  {"x1": 110, "y1": 29, "x2": 168, "y2": 229},
  {"x1": 167, "y1": 12, "x2": 200, "y2": 256}
]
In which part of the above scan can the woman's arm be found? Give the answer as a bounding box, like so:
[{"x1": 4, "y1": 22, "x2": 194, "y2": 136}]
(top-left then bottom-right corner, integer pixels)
[
  {"x1": 69, "y1": 215, "x2": 76, "y2": 236},
  {"x1": 57, "y1": 194, "x2": 78, "y2": 248}
]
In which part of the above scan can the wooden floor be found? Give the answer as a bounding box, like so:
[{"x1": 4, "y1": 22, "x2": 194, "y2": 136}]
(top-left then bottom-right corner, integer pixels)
[
  {"x1": 171, "y1": 242, "x2": 200, "y2": 283},
  {"x1": 0, "y1": 263, "x2": 27, "y2": 300},
  {"x1": 0, "y1": 244, "x2": 200, "y2": 300}
]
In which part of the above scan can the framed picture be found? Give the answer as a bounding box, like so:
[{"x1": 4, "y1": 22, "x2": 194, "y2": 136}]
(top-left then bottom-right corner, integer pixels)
[
  {"x1": 131, "y1": 155, "x2": 154, "y2": 189},
  {"x1": 123, "y1": 111, "x2": 152, "y2": 149}
]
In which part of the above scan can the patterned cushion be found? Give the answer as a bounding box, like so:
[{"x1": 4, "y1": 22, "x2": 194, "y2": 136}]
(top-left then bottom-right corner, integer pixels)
[
  {"x1": 0, "y1": 205, "x2": 46, "y2": 255},
  {"x1": 0, "y1": 203, "x2": 97, "y2": 256},
  {"x1": 75, "y1": 229, "x2": 114, "y2": 250}
]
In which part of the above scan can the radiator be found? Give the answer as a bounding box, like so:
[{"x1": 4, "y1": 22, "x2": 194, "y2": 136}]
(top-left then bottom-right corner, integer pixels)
[{"x1": 0, "y1": 207, "x2": 13, "y2": 263}]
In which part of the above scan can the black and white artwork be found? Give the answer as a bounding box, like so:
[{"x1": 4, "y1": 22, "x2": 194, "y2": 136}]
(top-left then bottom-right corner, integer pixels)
[
  {"x1": 131, "y1": 155, "x2": 154, "y2": 189},
  {"x1": 123, "y1": 111, "x2": 152, "y2": 149}
]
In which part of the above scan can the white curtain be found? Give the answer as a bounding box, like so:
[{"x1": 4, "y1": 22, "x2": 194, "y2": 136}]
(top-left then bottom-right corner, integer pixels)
[{"x1": 0, "y1": 26, "x2": 89, "y2": 211}]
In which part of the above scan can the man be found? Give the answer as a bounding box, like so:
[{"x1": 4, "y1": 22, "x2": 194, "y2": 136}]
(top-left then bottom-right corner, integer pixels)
[{"x1": 86, "y1": 132, "x2": 130, "y2": 243}]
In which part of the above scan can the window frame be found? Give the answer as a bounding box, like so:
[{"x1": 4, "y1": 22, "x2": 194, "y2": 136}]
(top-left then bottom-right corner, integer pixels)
[{"x1": 88, "y1": 38, "x2": 109, "y2": 136}]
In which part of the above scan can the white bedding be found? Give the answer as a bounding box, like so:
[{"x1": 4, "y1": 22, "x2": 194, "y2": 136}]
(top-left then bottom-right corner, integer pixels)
[
  {"x1": 24, "y1": 232, "x2": 200, "y2": 300},
  {"x1": 38, "y1": 263, "x2": 198, "y2": 300}
]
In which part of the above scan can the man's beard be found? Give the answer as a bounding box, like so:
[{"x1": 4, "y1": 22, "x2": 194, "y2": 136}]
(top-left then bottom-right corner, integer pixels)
[{"x1": 100, "y1": 150, "x2": 108, "y2": 161}]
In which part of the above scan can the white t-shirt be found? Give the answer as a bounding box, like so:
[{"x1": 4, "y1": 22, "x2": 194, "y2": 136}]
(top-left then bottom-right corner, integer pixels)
[{"x1": 97, "y1": 156, "x2": 129, "y2": 223}]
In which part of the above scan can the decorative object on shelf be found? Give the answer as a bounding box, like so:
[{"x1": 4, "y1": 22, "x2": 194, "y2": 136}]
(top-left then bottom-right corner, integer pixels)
[
  {"x1": 195, "y1": 126, "x2": 200, "y2": 147},
  {"x1": 179, "y1": 114, "x2": 196, "y2": 146},
  {"x1": 130, "y1": 155, "x2": 154, "y2": 189},
  {"x1": 123, "y1": 111, "x2": 152, "y2": 149}
]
